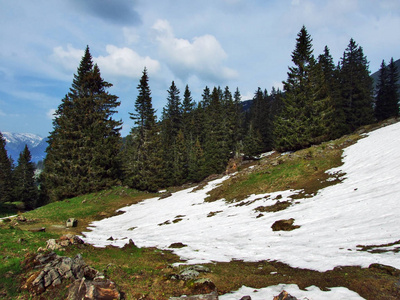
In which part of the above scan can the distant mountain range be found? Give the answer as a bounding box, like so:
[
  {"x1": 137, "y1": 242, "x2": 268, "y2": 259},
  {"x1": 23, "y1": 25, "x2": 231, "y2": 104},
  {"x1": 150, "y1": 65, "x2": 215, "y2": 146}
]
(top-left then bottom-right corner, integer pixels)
[{"x1": 2, "y1": 132, "x2": 47, "y2": 163}]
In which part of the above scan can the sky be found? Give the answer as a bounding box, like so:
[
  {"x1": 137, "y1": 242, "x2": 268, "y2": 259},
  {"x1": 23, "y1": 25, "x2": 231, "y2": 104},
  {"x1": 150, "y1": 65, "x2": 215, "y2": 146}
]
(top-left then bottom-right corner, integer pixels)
[{"x1": 1, "y1": 0, "x2": 400, "y2": 137}]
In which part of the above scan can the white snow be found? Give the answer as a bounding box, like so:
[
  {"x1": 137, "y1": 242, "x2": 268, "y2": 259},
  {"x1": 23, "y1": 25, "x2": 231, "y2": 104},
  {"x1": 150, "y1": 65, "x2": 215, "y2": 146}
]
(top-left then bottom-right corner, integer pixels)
[
  {"x1": 82, "y1": 122, "x2": 400, "y2": 299},
  {"x1": 2, "y1": 132, "x2": 43, "y2": 147},
  {"x1": 219, "y1": 284, "x2": 364, "y2": 300}
]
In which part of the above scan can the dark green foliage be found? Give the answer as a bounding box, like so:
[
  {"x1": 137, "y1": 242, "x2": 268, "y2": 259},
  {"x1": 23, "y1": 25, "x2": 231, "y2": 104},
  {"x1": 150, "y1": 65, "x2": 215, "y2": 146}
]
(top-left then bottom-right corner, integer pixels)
[
  {"x1": 43, "y1": 46, "x2": 122, "y2": 201},
  {"x1": 274, "y1": 26, "x2": 316, "y2": 151},
  {"x1": 160, "y1": 81, "x2": 184, "y2": 186},
  {"x1": 375, "y1": 58, "x2": 399, "y2": 121},
  {"x1": 339, "y1": 38, "x2": 375, "y2": 132},
  {"x1": 14, "y1": 145, "x2": 38, "y2": 209},
  {"x1": 202, "y1": 87, "x2": 231, "y2": 175},
  {"x1": 123, "y1": 68, "x2": 163, "y2": 192},
  {"x1": 0, "y1": 132, "x2": 15, "y2": 204}
]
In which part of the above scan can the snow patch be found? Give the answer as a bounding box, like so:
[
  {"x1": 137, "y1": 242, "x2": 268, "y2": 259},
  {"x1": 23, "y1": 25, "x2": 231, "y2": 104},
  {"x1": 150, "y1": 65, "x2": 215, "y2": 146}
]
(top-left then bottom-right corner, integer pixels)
[{"x1": 82, "y1": 122, "x2": 400, "y2": 273}]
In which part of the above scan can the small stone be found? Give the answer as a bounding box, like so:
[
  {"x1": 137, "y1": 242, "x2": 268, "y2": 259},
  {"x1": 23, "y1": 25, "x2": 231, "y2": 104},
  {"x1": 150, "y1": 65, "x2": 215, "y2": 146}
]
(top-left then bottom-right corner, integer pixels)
[
  {"x1": 273, "y1": 290, "x2": 298, "y2": 300},
  {"x1": 66, "y1": 218, "x2": 78, "y2": 228}
]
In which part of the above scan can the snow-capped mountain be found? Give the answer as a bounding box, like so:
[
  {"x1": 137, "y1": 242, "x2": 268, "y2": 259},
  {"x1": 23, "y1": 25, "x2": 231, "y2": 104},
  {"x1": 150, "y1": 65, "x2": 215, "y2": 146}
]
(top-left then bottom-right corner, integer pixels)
[{"x1": 2, "y1": 132, "x2": 47, "y2": 163}]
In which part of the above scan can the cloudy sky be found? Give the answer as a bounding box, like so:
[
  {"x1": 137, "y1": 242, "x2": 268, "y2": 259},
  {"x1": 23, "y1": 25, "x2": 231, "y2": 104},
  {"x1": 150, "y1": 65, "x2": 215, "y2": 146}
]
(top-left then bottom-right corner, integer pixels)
[{"x1": 1, "y1": 0, "x2": 399, "y2": 137}]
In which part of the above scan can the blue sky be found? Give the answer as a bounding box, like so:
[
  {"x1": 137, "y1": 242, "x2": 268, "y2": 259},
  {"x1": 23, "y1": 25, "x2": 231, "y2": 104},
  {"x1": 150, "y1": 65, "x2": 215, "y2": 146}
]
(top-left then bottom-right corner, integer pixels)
[{"x1": 1, "y1": 0, "x2": 399, "y2": 137}]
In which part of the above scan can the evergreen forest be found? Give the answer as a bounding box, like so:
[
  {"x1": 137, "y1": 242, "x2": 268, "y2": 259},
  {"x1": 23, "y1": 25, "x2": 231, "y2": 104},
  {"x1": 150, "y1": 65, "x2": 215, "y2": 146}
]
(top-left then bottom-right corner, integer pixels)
[{"x1": 0, "y1": 26, "x2": 399, "y2": 208}]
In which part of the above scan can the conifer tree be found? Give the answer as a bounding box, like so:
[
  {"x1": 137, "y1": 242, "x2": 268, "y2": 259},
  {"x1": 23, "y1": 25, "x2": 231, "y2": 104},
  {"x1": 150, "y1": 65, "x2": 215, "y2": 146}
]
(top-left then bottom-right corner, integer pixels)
[
  {"x1": 232, "y1": 87, "x2": 244, "y2": 156},
  {"x1": 187, "y1": 137, "x2": 205, "y2": 182},
  {"x1": 339, "y1": 38, "x2": 374, "y2": 132},
  {"x1": 123, "y1": 68, "x2": 163, "y2": 191},
  {"x1": 387, "y1": 58, "x2": 400, "y2": 117},
  {"x1": 315, "y1": 46, "x2": 343, "y2": 140},
  {"x1": 202, "y1": 87, "x2": 230, "y2": 174},
  {"x1": 182, "y1": 84, "x2": 196, "y2": 140},
  {"x1": 43, "y1": 46, "x2": 122, "y2": 201},
  {"x1": 376, "y1": 58, "x2": 400, "y2": 120},
  {"x1": 274, "y1": 26, "x2": 316, "y2": 151},
  {"x1": 0, "y1": 132, "x2": 14, "y2": 205},
  {"x1": 14, "y1": 145, "x2": 38, "y2": 209}
]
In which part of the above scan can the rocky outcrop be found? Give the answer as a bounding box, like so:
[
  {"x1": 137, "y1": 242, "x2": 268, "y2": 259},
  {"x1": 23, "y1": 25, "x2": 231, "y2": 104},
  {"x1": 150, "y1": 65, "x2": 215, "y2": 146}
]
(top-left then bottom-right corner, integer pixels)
[
  {"x1": 169, "y1": 265, "x2": 217, "y2": 300},
  {"x1": 38, "y1": 234, "x2": 84, "y2": 252},
  {"x1": 22, "y1": 250, "x2": 120, "y2": 299},
  {"x1": 273, "y1": 290, "x2": 298, "y2": 300}
]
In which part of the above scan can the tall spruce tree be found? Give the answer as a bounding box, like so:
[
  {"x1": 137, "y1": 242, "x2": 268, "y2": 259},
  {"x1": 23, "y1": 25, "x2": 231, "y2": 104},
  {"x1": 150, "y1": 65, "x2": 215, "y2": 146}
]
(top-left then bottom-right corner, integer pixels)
[
  {"x1": 202, "y1": 87, "x2": 231, "y2": 174},
  {"x1": 274, "y1": 26, "x2": 316, "y2": 151},
  {"x1": 387, "y1": 58, "x2": 400, "y2": 117},
  {"x1": 339, "y1": 38, "x2": 374, "y2": 132},
  {"x1": 376, "y1": 58, "x2": 400, "y2": 120},
  {"x1": 43, "y1": 46, "x2": 122, "y2": 201},
  {"x1": 0, "y1": 132, "x2": 14, "y2": 205},
  {"x1": 161, "y1": 81, "x2": 183, "y2": 186},
  {"x1": 14, "y1": 145, "x2": 38, "y2": 209},
  {"x1": 315, "y1": 46, "x2": 344, "y2": 140},
  {"x1": 123, "y1": 68, "x2": 163, "y2": 191}
]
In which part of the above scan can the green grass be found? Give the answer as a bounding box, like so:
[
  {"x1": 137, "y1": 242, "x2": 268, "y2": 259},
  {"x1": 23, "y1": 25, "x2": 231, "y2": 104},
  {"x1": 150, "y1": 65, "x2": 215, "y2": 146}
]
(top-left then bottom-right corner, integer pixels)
[
  {"x1": 1, "y1": 120, "x2": 399, "y2": 299},
  {"x1": 206, "y1": 134, "x2": 358, "y2": 203}
]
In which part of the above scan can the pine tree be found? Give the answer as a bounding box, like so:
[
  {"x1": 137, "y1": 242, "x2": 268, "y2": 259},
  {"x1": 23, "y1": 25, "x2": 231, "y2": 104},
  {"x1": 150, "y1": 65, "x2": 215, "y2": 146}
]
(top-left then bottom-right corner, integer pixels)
[
  {"x1": 181, "y1": 84, "x2": 196, "y2": 140},
  {"x1": 0, "y1": 132, "x2": 14, "y2": 205},
  {"x1": 375, "y1": 58, "x2": 400, "y2": 121},
  {"x1": 274, "y1": 26, "x2": 316, "y2": 151},
  {"x1": 187, "y1": 137, "x2": 205, "y2": 182},
  {"x1": 339, "y1": 38, "x2": 374, "y2": 132},
  {"x1": 202, "y1": 87, "x2": 231, "y2": 174},
  {"x1": 14, "y1": 145, "x2": 38, "y2": 209},
  {"x1": 387, "y1": 58, "x2": 400, "y2": 118},
  {"x1": 314, "y1": 46, "x2": 344, "y2": 140},
  {"x1": 43, "y1": 46, "x2": 122, "y2": 201},
  {"x1": 123, "y1": 68, "x2": 163, "y2": 191},
  {"x1": 161, "y1": 81, "x2": 183, "y2": 186}
]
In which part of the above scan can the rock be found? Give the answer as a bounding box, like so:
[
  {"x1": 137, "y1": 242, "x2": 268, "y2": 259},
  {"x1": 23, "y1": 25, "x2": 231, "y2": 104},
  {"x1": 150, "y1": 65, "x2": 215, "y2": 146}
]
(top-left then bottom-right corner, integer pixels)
[
  {"x1": 28, "y1": 227, "x2": 46, "y2": 232},
  {"x1": 271, "y1": 218, "x2": 300, "y2": 231},
  {"x1": 66, "y1": 218, "x2": 78, "y2": 228},
  {"x1": 46, "y1": 239, "x2": 63, "y2": 251},
  {"x1": 240, "y1": 296, "x2": 251, "y2": 300},
  {"x1": 273, "y1": 290, "x2": 298, "y2": 300},
  {"x1": 178, "y1": 265, "x2": 211, "y2": 280},
  {"x1": 45, "y1": 235, "x2": 85, "y2": 251},
  {"x1": 17, "y1": 215, "x2": 27, "y2": 222},
  {"x1": 21, "y1": 251, "x2": 120, "y2": 298},
  {"x1": 159, "y1": 192, "x2": 173, "y2": 199},
  {"x1": 190, "y1": 278, "x2": 216, "y2": 295},
  {"x1": 67, "y1": 277, "x2": 120, "y2": 300},
  {"x1": 169, "y1": 242, "x2": 187, "y2": 248},
  {"x1": 169, "y1": 290, "x2": 218, "y2": 300},
  {"x1": 179, "y1": 269, "x2": 200, "y2": 281}
]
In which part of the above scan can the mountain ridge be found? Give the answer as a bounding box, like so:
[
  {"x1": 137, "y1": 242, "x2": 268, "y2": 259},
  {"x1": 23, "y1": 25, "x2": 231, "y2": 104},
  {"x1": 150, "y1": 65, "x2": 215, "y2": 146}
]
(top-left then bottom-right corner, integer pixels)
[{"x1": 2, "y1": 132, "x2": 47, "y2": 163}]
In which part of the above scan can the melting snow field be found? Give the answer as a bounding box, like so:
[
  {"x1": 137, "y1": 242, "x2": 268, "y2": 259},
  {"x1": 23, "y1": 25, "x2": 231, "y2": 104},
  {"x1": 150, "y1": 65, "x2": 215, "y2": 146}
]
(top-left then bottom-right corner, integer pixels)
[{"x1": 82, "y1": 122, "x2": 400, "y2": 299}]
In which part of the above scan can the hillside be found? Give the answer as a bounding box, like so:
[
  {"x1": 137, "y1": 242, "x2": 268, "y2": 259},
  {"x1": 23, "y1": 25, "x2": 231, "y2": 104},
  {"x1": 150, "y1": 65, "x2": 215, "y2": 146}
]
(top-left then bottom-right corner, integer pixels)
[{"x1": 1, "y1": 119, "x2": 399, "y2": 299}]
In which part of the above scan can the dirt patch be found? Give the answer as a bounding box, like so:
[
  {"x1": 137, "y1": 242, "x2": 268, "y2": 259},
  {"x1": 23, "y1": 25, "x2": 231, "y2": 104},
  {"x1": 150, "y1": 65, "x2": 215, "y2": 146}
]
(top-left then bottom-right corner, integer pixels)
[
  {"x1": 255, "y1": 201, "x2": 292, "y2": 213},
  {"x1": 271, "y1": 218, "x2": 300, "y2": 231}
]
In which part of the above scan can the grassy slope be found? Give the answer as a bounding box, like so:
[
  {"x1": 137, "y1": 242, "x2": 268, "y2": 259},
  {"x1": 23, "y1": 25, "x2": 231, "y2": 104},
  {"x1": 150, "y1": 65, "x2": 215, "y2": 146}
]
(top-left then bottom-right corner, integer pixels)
[{"x1": 0, "y1": 120, "x2": 399, "y2": 299}]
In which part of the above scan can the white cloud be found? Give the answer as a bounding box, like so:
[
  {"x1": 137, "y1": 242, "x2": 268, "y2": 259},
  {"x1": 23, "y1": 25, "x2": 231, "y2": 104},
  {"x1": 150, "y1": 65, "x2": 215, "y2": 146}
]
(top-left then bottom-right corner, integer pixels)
[
  {"x1": 51, "y1": 45, "x2": 84, "y2": 73},
  {"x1": 46, "y1": 108, "x2": 56, "y2": 120},
  {"x1": 152, "y1": 19, "x2": 238, "y2": 82},
  {"x1": 51, "y1": 44, "x2": 160, "y2": 80},
  {"x1": 123, "y1": 27, "x2": 140, "y2": 45},
  {"x1": 95, "y1": 45, "x2": 160, "y2": 79},
  {"x1": 0, "y1": 109, "x2": 6, "y2": 116}
]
